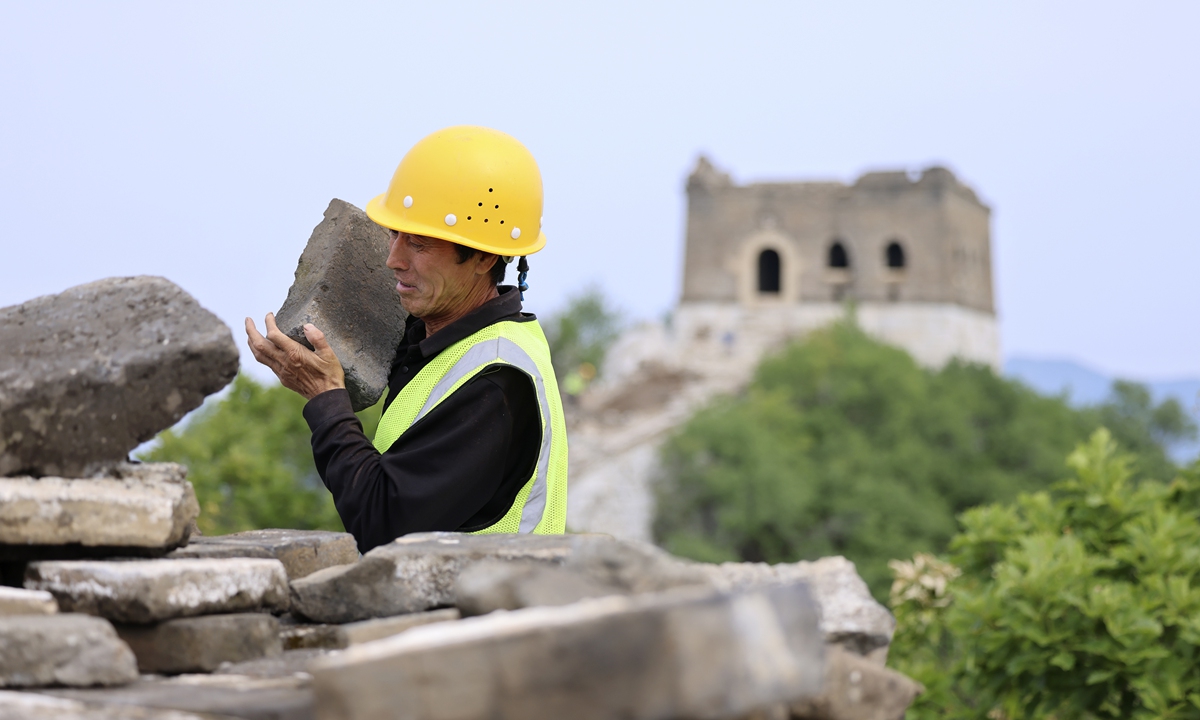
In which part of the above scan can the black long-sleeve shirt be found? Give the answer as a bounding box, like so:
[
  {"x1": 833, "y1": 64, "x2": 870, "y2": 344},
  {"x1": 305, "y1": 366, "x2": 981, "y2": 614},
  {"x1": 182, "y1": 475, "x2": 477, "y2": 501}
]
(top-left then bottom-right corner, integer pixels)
[{"x1": 303, "y1": 287, "x2": 541, "y2": 553}]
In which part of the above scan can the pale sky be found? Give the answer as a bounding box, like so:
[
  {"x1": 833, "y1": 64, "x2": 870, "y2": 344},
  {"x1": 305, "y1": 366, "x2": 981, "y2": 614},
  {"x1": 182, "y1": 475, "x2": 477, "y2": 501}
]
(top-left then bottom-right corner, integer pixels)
[{"x1": 1, "y1": 2, "x2": 1196, "y2": 379}]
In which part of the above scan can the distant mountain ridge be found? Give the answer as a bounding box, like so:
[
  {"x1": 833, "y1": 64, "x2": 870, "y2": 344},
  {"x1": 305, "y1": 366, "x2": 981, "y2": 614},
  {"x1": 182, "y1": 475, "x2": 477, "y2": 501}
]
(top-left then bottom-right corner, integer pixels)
[{"x1": 1004, "y1": 357, "x2": 1200, "y2": 463}]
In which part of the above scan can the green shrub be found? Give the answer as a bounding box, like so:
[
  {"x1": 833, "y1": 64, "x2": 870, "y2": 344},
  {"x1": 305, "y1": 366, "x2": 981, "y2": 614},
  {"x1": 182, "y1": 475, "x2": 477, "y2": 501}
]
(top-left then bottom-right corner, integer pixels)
[
  {"x1": 654, "y1": 320, "x2": 1194, "y2": 602},
  {"x1": 654, "y1": 321, "x2": 1100, "y2": 597},
  {"x1": 890, "y1": 430, "x2": 1200, "y2": 719}
]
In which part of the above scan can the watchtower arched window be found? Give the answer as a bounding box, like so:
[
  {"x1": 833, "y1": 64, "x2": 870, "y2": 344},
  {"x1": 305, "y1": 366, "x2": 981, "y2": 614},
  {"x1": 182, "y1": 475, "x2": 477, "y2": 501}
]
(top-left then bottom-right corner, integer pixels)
[
  {"x1": 757, "y1": 249, "x2": 781, "y2": 293},
  {"x1": 828, "y1": 241, "x2": 850, "y2": 268},
  {"x1": 886, "y1": 241, "x2": 906, "y2": 269}
]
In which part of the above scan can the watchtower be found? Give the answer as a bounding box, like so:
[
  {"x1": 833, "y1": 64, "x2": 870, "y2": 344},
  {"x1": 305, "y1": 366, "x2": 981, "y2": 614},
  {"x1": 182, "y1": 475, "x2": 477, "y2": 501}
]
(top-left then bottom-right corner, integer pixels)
[{"x1": 674, "y1": 157, "x2": 999, "y2": 368}]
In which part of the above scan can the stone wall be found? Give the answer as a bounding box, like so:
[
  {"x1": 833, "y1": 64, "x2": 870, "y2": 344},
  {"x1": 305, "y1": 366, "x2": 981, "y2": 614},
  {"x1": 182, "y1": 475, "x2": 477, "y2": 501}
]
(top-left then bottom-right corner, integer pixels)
[{"x1": 682, "y1": 158, "x2": 995, "y2": 314}]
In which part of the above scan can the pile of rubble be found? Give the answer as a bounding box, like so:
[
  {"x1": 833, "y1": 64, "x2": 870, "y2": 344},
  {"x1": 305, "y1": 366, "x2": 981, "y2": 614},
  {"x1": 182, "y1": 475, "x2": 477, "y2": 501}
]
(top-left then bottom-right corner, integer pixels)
[{"x1": 0, "y1": 249, "x2": 922, "y2": 719}]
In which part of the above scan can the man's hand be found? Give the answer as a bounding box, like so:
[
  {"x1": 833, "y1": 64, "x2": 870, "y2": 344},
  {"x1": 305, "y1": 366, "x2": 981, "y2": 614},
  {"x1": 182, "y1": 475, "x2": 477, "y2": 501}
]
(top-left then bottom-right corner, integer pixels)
[{"x1": 245, "y1": 313, "x2": 346, "y2": 400}]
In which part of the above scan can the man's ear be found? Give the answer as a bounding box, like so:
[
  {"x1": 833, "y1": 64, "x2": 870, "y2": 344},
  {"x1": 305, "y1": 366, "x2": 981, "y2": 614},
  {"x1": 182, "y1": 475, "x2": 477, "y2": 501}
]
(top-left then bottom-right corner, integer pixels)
[{"x1": 476, "y1": 253, "x2": 499, "y2": 276}]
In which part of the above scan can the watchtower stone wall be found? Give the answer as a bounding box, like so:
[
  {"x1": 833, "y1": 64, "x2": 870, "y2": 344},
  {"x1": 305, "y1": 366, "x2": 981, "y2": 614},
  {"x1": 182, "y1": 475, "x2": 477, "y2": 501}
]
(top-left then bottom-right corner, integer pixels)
[{"x1": 681, "y1": 158, "x2": 994, "y2": 314}]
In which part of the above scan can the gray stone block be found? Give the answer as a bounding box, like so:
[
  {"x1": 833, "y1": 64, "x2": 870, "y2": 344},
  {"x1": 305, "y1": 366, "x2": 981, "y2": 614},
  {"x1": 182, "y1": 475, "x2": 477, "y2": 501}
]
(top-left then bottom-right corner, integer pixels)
[
  {"x1": 0, "y1": 614, "x2": 138, "y2": 688},
  {"x1": 275, "y1": 199, "x2": 407, "y2": 411},
  {"x1": 168, "y1": 529, "x2": 358, "y2": 580},
  {"x1": 26, "y1": 559, "x2": 290, "y2": 624},
  {"x1": 454, "y1": 560, "x2": 628, "y2": 616},
  {"x1": 42, "y1": 674, "x2": 311, "y2": 720},
  {"x1": 216, "y1": 648, "x2": 336, "y2": 680},
  {"x1": 0, "y1": 464, "x2": 198, "y2": 555},
  {"x1": 289, "y1": 532, "x2": 588, "y2": 624},
  {"x1": 0, "y1": 586, "x2": 57, "y2": 616},
  {"x1": 451, "y1": 538, "x2": 710, "y2": 616},
  {"x1": 701, "y1": 557, "x2": 896, "y2": 662},
  {"x1": 116, "y1": 614, "x2": 282, "y2": 674},
  {"x1": 0, "y1": 276, "x2": 238, "y2": 478},
  {"x1": 0, "y1": 690, "x2": 234, "y2": 719},
  {"x1": 790, "y1": 646, "x2": 923, "y2": 720},
  {"x1": 311, "y1": 583, "x2": 825, "y2": 720},
  {"x1": 282, "y1": 609, "x2": 462, "y2": 650}
]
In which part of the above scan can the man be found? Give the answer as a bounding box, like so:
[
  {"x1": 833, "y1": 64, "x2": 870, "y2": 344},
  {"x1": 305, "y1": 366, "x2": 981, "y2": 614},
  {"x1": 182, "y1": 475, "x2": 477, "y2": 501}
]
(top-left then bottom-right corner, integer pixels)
[{"x1": 245, "y1": 125, "x2": 568, "y2": 553}]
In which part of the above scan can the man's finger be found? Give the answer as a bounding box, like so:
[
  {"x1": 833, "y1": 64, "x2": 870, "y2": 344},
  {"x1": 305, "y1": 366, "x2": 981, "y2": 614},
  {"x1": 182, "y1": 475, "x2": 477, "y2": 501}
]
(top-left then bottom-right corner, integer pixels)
[
  {"x1": 245, "y1": 317, "x2": 285, "y2": 365},
  {"x1": 263, "y1": 313, "x2": 302, "y2": 351},
  {"x1": 303, "y1": 323, "x2": 338, "y2": 362}
]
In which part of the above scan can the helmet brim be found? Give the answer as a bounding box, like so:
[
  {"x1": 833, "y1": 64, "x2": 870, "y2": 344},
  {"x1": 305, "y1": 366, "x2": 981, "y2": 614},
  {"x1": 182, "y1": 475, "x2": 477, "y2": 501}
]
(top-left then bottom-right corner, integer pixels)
[{"x1": 366, "y1": 194, "x2": 547, "y2": 257}]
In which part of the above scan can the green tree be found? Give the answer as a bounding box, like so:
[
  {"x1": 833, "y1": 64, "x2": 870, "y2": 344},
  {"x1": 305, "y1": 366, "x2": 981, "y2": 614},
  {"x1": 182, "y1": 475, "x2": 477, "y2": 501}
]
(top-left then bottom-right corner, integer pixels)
[
  {"x1": 541, "y1": 285, "x2": 623, "y2": 391},
  {"x1": 890, "y1": 430, "x2": 1200, "y2": 719},
  {"x1": 139, "y1": 373, "x2": 356, "y2": 535},
  {"x1": 653, "y1": 320, "x2": 1190, "y2": 599},
  {"x1": 1082, "y1": 380, "x2": 1197, "y2": 481}
]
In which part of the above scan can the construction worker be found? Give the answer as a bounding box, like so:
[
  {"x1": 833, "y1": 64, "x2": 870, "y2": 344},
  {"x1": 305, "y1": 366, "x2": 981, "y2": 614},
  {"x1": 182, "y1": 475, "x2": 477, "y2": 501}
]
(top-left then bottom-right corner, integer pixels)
[{"x1": 245, "y1": 126, "x2": 567, "y2": 553}]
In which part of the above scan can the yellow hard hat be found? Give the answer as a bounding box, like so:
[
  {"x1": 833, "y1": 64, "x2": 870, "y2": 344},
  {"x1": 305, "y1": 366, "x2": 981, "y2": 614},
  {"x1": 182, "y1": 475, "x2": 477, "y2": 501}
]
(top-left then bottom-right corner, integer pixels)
[{"x1": 366, "y1": 125, "x2": 546, "y2": 256}]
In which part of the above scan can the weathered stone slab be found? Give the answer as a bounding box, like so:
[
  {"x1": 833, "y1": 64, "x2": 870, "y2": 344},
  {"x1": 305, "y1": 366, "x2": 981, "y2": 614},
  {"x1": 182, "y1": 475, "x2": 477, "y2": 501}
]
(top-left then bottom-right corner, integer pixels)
[
  {"x1": 217, "y1": 648, "x2": 338, "y2": 679},
  {"x1": 0, "y1": 614, "x2": 138, "y2": 688},
  {"x1": 116, "y1": 614, "x2": 282, "y2": 674},
  {"x1": 0, "y1": 586, "x2": 57, "y2": 615},
  {"x1": 454, "y1": 538, "x2": 712, "y2": 616},
  {"x1": 282, "y1": 608, "x2": 462, "y2": 651},
  {"x1": 312, "y1": 582, "x2": 824, "y2": 720},
  {"x1": 790, "y1": 646, "x2": 923, "y2": 720},
  {"x1": 454, "y1": 560, "x2": 627, "y2": 616},
  {"x1": 169, "y1": 529, "x2": 358, "y2": 580},
  {"x1": 702, "y1": 557, "x2": 896, "y2": 661},
  {"x1": 0, "y1": 463, "x2": 198, "y2": 556},
  {"x1": 0, "y1": 276, "x2": 239, "y2": 478},
  {"x1": 43, "y1": 674, "x2": 312, "y2": 720},
  {"x1": 338, "y1": 608, "x2": 460, "y2": 646},
  {"x1": 0, "y1": 690, "x2": 235, "y2": 719},
  {"x1": 275, "y1": 199, "x2": 407, "y2": 411},
  {"x1": 0, "y1": 588, "x2": 56, "y2": 614},
  {"x1": 26, "y1": 559, "x2": 290, "y2": 624},
  {"x1": 289, "y1": 532, "x2": 588, "y2": 623}
]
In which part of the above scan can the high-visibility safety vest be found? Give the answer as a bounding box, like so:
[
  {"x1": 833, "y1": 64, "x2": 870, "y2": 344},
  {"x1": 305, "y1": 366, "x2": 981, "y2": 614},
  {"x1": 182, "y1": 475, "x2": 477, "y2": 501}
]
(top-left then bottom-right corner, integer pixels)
[{"x1": 372, "y1": 318, "x2": 568, "y2": 534}]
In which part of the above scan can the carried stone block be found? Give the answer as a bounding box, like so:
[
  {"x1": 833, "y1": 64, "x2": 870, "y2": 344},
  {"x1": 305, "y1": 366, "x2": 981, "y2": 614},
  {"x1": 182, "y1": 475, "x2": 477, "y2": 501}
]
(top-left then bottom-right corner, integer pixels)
[
  {"x1": 0, "y1": 586, "x2": 57, "y2": 616},
  {"x1": 0, "y1": 690, "x2": 231, "y2": 720},
  {"x1": 702, "y1": 557, "x2": 896, "y2": 662},
  {"x1": 0, "y1": 276, "x2": 238, "y2": 478},
  {"x1": 312, "y1": 582, "x2": 824, "y2": 720},
  {"x1": 0, "y1": 464, "x2": 198, "y2": 558},
  {"x1": 275, "y1": 199, "x2": 407, "y2": 411},
  {"x1": 0, "y1": 614, "x2": 138, "y2": 688},
  {"x1": 25, "y1": 558, "x2": 290, "y2": 624},
  {"x1": 289, "y1": 532, "x2": 587, "y2": 623},
  {"x1": 116, "y1": 613, "x2": 282, "y2": 674},
  {"x1": 168, "y1": 529, "x2": 358, "y2": 580}
]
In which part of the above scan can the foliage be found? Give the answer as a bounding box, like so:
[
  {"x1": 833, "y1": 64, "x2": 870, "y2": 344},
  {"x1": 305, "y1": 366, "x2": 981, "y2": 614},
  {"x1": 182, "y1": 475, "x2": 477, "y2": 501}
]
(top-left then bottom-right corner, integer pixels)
[
  {"x1": 139, "y1": 373, "x2": 370, "y2": 535},
  {"x1": 1080, "y1": 380, "x2": 1196, "y2": 481},
  {"x1": 890, "y1": 430, "x2": 1200, "y2": 719},
  {"x1": 542, "y1": 285, "x2": 623, "y2": 393},
  {"x1": 653, "y1": 320, "x2": 1192, "y2": 600},
  {"x1": 655, "y1": 321, "x2": 1088, "y2": 595}
]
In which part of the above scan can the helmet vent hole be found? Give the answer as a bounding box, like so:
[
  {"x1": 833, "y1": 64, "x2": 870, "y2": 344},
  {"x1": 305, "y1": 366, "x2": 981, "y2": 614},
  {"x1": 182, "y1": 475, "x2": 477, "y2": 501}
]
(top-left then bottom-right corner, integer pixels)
[
  {"x1": 500, "y1": 220, "x2": 504, "y2": 224},
  {"x1": 494, "y1": 205, "x2": 499, "y2": 209},
  {"x1": 484, "y1": 218, "x2": 489, "y2": 223},
  {"x1": 478, "y1": 202, "x2": 483, "y2": 207},
  {"x1": 467, "y1": 216, "x2": 472, "y2": 220},
  {"x1": 489, "y1": 188, "x2": 493, "y2": 192}
]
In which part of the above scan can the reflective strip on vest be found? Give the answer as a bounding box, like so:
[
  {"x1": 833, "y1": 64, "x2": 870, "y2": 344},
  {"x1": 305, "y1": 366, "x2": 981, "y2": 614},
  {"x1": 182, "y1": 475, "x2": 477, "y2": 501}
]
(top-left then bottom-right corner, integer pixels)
[{"x1": 412, "y1": 336, "x2": 552, "y2": 533}]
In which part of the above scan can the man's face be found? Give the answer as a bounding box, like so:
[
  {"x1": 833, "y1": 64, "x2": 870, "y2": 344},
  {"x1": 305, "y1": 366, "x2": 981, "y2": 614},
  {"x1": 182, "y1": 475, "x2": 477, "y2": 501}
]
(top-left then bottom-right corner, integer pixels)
[{"x1": 385, "y1": 231, "x2": 488, "y2": 319}]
